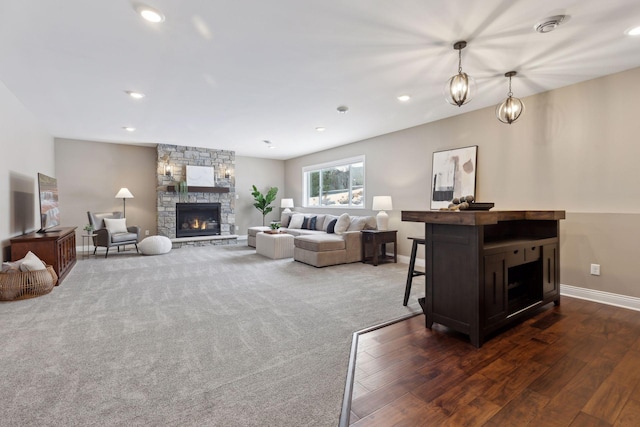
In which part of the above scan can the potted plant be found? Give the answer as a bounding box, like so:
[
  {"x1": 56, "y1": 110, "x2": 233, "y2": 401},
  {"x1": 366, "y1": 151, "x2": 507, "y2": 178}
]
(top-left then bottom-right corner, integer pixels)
[
  {"x1": 251, "y1": 185, "x2": 278, "y2": 226},
  {"x1": 265, "y1": 222, "x2": 281, "y2": 234}
]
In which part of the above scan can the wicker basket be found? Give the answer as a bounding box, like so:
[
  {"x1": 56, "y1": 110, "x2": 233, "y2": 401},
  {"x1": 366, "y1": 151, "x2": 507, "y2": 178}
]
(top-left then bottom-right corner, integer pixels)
[{"x1": 0, "y1": 265, "x2": 58, "y2": 301}]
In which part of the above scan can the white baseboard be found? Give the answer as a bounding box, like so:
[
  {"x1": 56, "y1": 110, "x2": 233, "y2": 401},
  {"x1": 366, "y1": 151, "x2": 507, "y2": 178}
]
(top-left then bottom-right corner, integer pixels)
[
  {"x1": 396, "y1": 254, "x2": 424, "y2": 268},
  {"x1": 561, "y1": 284, "x2": 640, "y2": 312}
]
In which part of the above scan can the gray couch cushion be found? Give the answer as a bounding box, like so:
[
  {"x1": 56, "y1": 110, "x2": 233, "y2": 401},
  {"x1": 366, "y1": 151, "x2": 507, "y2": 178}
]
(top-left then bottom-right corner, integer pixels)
[
  {"x1": 294, "y1": 234, "x2": 346, "y2": 252},
  {"x1": 111, "y1": 232, "x2": 138, "y2": 243}
]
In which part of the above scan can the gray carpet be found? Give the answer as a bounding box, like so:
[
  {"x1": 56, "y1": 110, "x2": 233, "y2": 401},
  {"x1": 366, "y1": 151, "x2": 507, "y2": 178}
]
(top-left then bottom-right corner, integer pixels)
[{"x1": 0, "y1": 244, "x2": 422, "y2": 426}]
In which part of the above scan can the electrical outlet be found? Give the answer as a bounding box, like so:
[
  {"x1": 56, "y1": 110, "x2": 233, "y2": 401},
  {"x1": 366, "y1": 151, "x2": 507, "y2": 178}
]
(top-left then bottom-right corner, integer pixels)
[
  {"x1": 590, "y1": 264, "x2": 600, "y2": 276},
  {"x1": 145, "y1": 230, "x2": 150, "y2": 236}
]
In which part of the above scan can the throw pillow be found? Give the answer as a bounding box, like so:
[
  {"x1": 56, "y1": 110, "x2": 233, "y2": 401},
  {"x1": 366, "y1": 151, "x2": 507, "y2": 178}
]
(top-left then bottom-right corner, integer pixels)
[
  {"x1": 20, "y1": 259, "x2": 47, "y2": 272},
  {"x1": 347, "y1": 216, "x2": 368, "y2": 232},
  {"x1": 334, "y1": 213, "x2": 350, "y2": 235},
  {"x1": 280, "y1": 212, "x2": 293, "y2": 228},
  {"x1": 1, "y1": 261, "x2": 21, "y2": 273},
  {"x1": 323, "y1": 215, "x2": 339, "y2": 231},
  {"x1": 326, "y1": 219, "x2": 338, "y2": 234},
  {"x1": 302, "y1": 216, "x2": 317, "y2": 230},
  {"x1": 19, "y1": 251, "x2": 46, "y2": 272},
  {"x1": 104, "y1": 218, "x2": 128, "y2": 234},
  {"x1": 314, "y1": 215, "x2": 326, "y2": 230},
  {"x1": 308, "y1": 216, "x2": 317, "y2": 230},
  {"x1": 288, "y1": 213, "x2": 304, "y2": 229}
]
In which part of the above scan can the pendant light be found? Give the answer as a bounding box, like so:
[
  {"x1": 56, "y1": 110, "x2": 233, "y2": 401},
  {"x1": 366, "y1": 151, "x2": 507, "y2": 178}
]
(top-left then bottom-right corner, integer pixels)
[
  {"x1": 444, "y1": 41, "x2": 476, "y2": 106},
  {"x1": 496, "y1": 71, "x2": 525, "y2": 124}
]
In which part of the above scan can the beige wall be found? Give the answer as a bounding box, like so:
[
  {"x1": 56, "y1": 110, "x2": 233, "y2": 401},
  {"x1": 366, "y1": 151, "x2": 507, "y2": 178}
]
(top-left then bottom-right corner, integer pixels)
[
  {"x1": 54, "y1": 138, "x2": 157, "y2": 244},
  {"x1": 235, "y1": 156, "x2": 285, "y2": 233},
  {"x1": 285, "y1": 67, "x2": 640, "y2": 298},
  {"x1": 53, "y1": 142, "x2": 283, "y2": 244},
  {"x1": 0, "y1": 81, "x2": 55, "y2": 261}
]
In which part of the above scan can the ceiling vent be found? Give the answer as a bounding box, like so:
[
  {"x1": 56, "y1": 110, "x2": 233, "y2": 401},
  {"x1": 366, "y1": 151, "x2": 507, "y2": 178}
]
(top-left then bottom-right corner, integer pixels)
[{"x1": 534, "y1": 15, "x2": 566, "y2": 33}]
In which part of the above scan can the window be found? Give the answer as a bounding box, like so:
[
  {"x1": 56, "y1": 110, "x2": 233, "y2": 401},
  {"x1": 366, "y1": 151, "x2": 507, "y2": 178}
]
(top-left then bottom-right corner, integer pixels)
[{"x1": 303, "y1": 156, "x2": 365, "y2": 208}]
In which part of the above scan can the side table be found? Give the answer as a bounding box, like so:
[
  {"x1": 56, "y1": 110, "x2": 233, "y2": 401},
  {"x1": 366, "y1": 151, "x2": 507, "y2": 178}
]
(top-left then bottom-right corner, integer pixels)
[
  {"x1": 361, "y1": 230, "x2": 397, "y2": 266},
  {"x1": 82, "y1": 233, "x2": 97, "y2": 259}
]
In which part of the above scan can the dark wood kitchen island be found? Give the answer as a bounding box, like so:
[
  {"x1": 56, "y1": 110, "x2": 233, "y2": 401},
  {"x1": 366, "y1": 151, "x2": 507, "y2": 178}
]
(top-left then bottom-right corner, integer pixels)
[{"x1": 402, "y1": 210, "x2": 565, "y2": 347}]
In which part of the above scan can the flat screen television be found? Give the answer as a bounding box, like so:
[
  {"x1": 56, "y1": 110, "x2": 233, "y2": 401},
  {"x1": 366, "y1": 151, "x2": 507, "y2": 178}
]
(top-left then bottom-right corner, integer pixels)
[{"x1": 37, "y1": 173, "x2": 61, "y2": 233}]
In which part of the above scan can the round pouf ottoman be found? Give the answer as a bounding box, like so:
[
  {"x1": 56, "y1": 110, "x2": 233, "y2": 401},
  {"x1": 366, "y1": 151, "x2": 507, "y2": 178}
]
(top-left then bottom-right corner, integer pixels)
[{"x1": 138, "y1": 236, "x2": 172, "y2": 255}]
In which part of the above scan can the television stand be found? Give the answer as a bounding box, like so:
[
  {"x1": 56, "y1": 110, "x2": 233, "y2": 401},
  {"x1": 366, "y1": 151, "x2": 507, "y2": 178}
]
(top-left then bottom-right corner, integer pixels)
[{"x1": 10, "y1": 227, "x2": 77, "y2": 284}]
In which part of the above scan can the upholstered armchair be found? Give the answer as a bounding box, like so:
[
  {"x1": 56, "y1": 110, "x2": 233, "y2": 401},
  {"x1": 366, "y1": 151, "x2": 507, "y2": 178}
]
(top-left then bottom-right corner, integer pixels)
[{"x1": 87, "y1": 211, "x2": 141, "y2": 258}]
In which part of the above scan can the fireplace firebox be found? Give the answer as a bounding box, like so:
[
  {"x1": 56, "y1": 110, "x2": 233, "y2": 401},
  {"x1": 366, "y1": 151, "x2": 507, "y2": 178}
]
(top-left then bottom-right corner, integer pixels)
[{"x1": 176, "y1": 203, "x2": 221, "y2": 238}]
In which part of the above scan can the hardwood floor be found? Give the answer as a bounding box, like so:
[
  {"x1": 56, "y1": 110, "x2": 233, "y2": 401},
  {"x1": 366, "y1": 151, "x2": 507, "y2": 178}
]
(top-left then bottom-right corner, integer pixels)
[{"x1": 348, "y1": 297, "x2": 640, "y2": 426}]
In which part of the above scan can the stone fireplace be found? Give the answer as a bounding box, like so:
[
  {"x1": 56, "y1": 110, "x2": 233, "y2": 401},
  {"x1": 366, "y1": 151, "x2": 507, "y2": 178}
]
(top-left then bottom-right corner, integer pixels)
[{"x1": 156, "y1": 144, "x2": 237, "y2": 247}]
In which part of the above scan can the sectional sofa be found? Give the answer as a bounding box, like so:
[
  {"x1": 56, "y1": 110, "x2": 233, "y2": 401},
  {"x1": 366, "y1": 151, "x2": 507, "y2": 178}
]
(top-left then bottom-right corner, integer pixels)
[{"x1": 248, "y1": 211, "x2": 377, "y2": 267}]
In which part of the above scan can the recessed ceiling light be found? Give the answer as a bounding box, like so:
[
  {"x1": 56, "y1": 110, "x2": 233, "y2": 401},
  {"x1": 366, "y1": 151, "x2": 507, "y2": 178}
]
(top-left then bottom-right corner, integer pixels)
[
  {"x1": 337, "y1": 105, "x2": 349, "y2": 114},
  {"x1": 626, "y1": 26, "x2": 640, "y2": 36},
  {"x1": 315, "y1": 127, "x2": 326, "y2": 132},
  {"x1": 125, "y1": 91, "x2": 145, "y2": 99},
  {"x1": 135, "y1": 4, "x2": 165, "y2": 23},
  {"x1": 397, "y1": 95, "x2": 411, "y2": 102},
  {"x1": 123, "y1": 126, "x2": 136, "y2": 132}
]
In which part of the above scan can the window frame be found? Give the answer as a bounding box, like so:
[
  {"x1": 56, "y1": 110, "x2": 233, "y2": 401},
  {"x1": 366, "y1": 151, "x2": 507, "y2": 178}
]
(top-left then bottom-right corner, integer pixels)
[{"x1": 302, "y1": 155, "x2": 365, "y2": 209}]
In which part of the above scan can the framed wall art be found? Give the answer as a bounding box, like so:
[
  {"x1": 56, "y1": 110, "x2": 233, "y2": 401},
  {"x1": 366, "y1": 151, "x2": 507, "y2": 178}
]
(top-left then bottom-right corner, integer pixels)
[
  {"x1": 430, "y1": 145, "x2": 478, "y2": 210},
  {"x1": 186, "y1": 165, "x2": 215, "y2": 187}
]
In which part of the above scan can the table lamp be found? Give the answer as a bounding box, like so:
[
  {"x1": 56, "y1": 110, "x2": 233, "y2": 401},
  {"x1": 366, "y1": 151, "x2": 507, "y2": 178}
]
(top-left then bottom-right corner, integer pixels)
[
  {"x1": 281, "y1": 198, "x2": 294, "y2": 213},
  {"x1": 372, "y1": 196, "x2": 393, "y2": 230}
]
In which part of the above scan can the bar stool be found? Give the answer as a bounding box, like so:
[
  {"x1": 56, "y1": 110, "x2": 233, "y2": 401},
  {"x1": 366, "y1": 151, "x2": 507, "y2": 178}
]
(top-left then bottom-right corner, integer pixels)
[{"x1": 404, "y1": 236, "x2": 426, "y2": 306}]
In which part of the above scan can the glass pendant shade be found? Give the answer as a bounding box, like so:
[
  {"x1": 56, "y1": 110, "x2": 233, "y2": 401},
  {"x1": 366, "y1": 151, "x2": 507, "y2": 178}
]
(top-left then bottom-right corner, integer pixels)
[
  {"x1": 496, "y1": 71, "x2": 525, "y2": 124},
  {"x1": 444, "y1": 41, "x2": 475, "y2": 107}
]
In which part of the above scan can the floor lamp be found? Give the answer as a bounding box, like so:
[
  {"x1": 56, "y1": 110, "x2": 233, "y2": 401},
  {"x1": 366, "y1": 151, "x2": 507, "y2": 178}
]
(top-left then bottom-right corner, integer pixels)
[{"x1": 115, "y1": 188, "x2": 134, "y2": 217}]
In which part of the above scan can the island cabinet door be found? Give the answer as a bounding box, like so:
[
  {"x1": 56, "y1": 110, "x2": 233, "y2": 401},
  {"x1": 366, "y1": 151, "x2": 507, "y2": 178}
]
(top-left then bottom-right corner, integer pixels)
[
  {"x1": 484, "y1": 253, "x2": 507, "y2": 326},
  {"x1": 542, "y1": 243, "x2": 559, "y2": 300}
]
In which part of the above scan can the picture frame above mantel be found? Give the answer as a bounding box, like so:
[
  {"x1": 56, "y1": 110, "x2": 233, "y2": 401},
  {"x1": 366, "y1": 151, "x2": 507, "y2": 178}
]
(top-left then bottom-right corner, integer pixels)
[{"x1": 186, "y1": 165, "x2": 215, "y2": 187}]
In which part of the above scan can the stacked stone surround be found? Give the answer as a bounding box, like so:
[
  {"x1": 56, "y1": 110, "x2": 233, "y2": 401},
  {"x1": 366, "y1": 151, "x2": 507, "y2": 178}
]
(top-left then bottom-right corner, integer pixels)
[{"x1": 156, "y1": 144, "x2": 236, "y2": 246}]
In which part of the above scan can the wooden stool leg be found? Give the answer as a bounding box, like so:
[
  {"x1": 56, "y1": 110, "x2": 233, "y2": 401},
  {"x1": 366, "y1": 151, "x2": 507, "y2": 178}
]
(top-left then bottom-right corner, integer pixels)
[{"x1": 404, "y1": 239, "x2": 419, "y2": 306}]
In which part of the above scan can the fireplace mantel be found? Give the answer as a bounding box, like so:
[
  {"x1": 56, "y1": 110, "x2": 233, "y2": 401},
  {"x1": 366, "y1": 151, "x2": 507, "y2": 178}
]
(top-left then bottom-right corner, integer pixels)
[{"x1": 164, "y1": 185, "x2": 230, "y2": 193}]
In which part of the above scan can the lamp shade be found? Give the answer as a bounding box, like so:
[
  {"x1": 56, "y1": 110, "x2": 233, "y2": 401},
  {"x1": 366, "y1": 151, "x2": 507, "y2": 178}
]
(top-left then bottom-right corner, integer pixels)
[
  {"x1": 372, "y1": 196, "x2": 392, "y2": 211},
  {"x1": 281, "y1": 198, "x2": 294, "y2": 208},
  {"x1": 115, "y1": 188, "x2": 134, "y2": 199}
]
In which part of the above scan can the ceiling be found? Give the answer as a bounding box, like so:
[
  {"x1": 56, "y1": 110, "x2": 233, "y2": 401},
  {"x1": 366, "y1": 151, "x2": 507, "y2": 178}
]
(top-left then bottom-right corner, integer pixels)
[{"x1": 1, "y1": 1, "x2": 639, "y2": 160}]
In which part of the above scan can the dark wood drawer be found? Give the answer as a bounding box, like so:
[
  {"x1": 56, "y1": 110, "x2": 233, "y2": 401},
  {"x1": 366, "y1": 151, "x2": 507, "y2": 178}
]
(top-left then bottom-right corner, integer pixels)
[
  {"x1": 525, "y1": 245, "x2": 540, "y2": 262},
  {"x1": 505, "y1": 248, "x2": 525, "y2": 266}
]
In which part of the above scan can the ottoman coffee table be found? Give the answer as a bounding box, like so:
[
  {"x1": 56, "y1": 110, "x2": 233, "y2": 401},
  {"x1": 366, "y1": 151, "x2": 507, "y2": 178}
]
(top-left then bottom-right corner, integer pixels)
[{"x1": 256, "y1": 232, "x2": 294, "y2": 259}]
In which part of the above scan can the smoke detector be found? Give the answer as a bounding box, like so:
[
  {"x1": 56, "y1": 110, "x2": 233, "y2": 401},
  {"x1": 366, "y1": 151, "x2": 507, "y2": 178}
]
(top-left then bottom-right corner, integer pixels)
[{"x1": 534, "y1": 15, "x2": 566, "y2": 33}]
